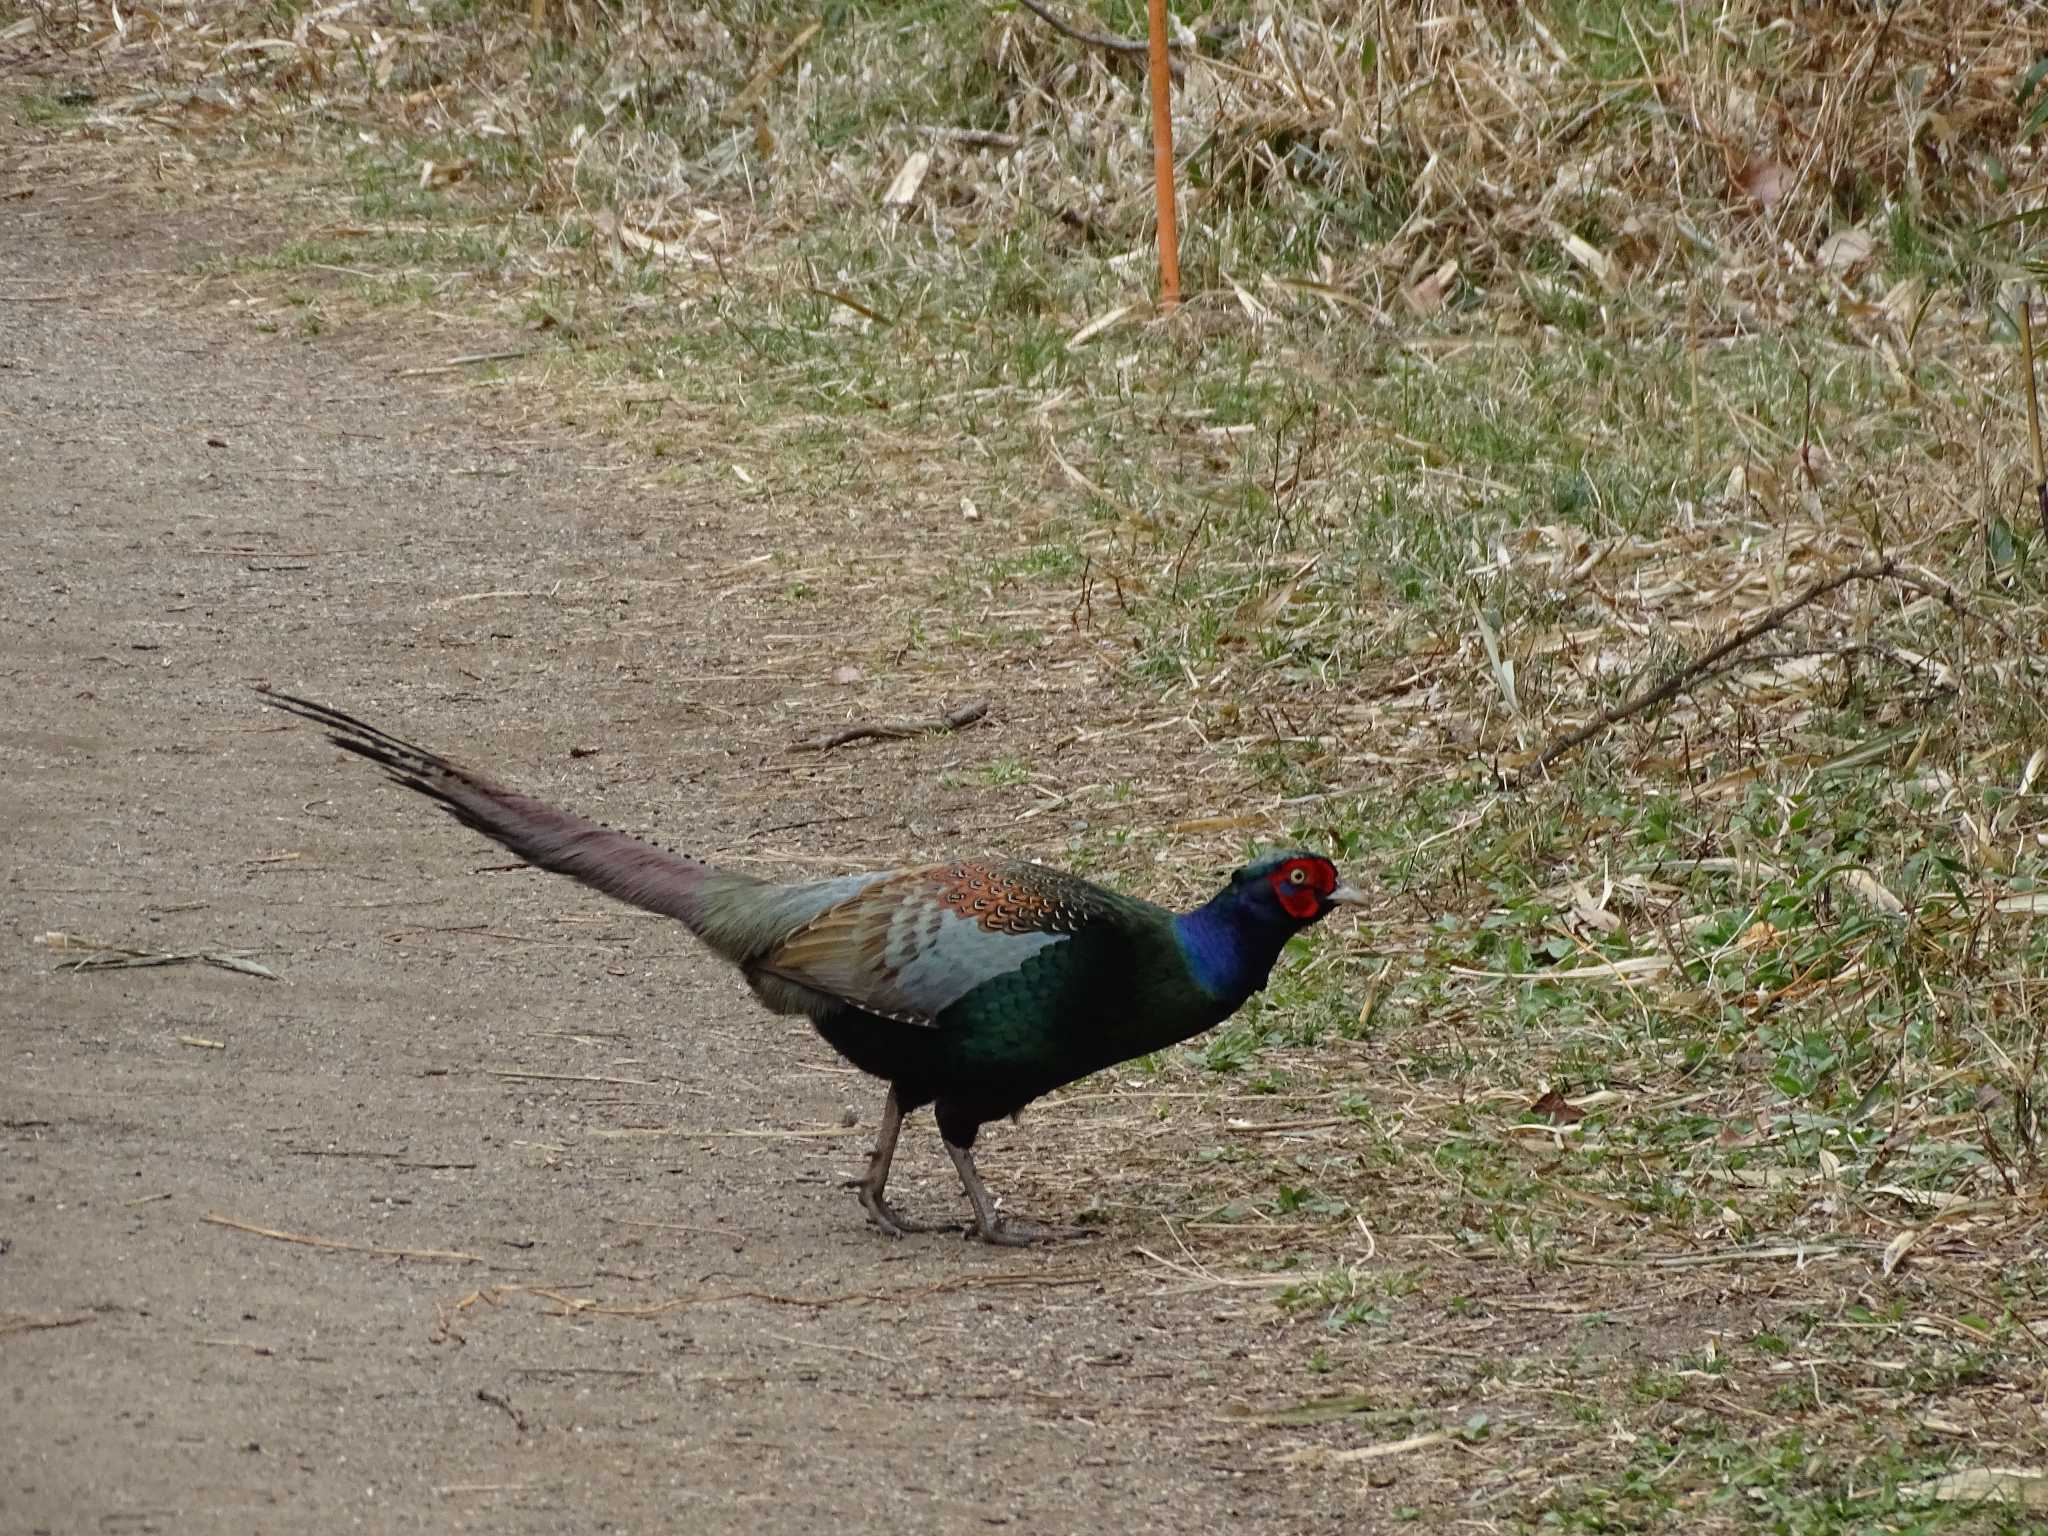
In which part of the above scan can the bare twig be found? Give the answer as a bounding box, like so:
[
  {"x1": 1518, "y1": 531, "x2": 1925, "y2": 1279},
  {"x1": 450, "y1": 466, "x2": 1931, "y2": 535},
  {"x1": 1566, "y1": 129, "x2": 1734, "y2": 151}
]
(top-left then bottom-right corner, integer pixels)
[
  {"x1": 1509, "y1": 558, "x2": 1901, "y2": 786},
  {"x1": 476, "y1": 1387, "x2": 528, "y2": 1433},
  {"x1": 2020, "y1": 298, "x2": 2046, "y2": 540},
  {"x1": 452, "y1": 1270, "x2": 1097, "y2": 1324},
  {"x1": 203, "y1": 1212, "x2": 487, "y2": 1266},
  {"x1": 923, "y1": 125, "x2": 1022, "y2": 151},
  {"x1": 0, "y1": 1311, "x2": 97, "y2": 1336},
  {"x1": 790, "y1": 699, "x2": 989, "y2": 753},
  {"x1": 395, "y1": 350, "x2": 530, "y2": 378},
  {"x1": 487, "y1": 1069, "x2": 662, "y2": 1087}
]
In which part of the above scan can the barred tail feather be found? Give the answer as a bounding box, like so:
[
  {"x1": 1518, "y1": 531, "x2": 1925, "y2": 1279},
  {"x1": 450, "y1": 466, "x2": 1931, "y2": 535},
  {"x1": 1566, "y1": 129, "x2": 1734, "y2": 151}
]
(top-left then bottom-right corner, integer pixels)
[{"x1": 258, "y1": 688, "x2": 762, "y2": 955}]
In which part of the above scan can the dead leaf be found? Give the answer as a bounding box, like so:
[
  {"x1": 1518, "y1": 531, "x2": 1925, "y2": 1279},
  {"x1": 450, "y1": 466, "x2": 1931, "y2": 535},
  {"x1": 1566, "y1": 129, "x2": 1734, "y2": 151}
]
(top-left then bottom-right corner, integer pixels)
[
  {"x1": 1529, "y1": 1089, "x2": 1586, "y2": 1126},
  {"x1": 418, "y1": 157, "x2": 474, "y2": 189},
  {"x1": 1568, "y1": 879, "x2": 1622, "y2": 935},
  {"x1": 831, "y1": 665, "x2": 864, "y2": 686},
  {"x1": 1818, "y1": 225, "x2": 1875, "y2": 272},
  {"x1": 1734, "y1": 158, "x2": 1793, "y2": 207},
  {"x1": 1404, "y1": 259, "x2": 1458, "y2": 316}
]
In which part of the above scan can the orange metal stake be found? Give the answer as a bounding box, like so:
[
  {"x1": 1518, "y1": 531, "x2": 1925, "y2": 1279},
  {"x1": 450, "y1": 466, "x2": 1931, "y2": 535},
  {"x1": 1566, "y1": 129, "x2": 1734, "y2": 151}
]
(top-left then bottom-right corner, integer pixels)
[{"x1": 1146, "y1": 0, "x2": 1181, "y2": 310}]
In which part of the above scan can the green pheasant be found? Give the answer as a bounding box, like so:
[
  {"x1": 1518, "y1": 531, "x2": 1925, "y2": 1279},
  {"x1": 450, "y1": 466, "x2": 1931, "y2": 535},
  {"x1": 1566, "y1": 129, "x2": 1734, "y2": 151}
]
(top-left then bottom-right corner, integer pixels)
[{"x1": 262, "y1": 690, "x2": 1363, "y2": 1244}]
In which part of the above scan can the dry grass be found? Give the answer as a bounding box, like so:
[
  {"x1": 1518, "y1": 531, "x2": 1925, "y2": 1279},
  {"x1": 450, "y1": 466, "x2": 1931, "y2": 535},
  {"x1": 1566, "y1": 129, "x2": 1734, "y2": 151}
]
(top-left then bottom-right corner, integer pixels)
[{"x1": 9, "y1": 0, "x2": 2048, "y2": 1525}]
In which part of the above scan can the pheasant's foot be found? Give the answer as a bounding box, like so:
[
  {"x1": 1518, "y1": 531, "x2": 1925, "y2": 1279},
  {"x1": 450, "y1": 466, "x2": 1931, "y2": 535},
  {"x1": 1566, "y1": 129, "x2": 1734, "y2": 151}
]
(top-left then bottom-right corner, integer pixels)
[
  {"x1": 942, "y1": 1139, "x2": 1093, "y2": 1246},
  {"x1": 971, "y1": 1214, "x2": 1096, "y2": 1247},
  {"x1": 847, "y1": 1177, "x2": 967, "y2": 1238},
  {"x1": 851, "y1": 1179, "x2": 910, "y2": 1238},
  {"x1": 850, "y1": 1086, "x2": 970, "y2": 1237}
]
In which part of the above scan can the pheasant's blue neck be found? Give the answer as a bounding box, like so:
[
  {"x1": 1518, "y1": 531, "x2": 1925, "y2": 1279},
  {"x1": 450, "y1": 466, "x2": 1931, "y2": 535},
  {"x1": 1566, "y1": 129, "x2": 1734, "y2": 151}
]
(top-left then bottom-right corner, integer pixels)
[{"x1": 1174, "y1": 891, "x2": 1295, "y2": 1007}]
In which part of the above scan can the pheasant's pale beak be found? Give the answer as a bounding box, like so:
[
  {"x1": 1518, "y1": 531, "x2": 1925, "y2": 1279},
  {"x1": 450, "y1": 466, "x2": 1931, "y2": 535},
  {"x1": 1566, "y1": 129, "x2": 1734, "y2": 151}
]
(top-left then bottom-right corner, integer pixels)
[{"x1": 1326, "y1": 883, "x2": 1368, "y2": 907}]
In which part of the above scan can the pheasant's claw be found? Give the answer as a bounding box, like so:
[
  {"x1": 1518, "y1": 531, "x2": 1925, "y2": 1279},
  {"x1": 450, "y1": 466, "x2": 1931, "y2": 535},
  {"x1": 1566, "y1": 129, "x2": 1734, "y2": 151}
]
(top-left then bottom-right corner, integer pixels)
[
  {"x1": 939, "y1": 1139, "x2": 1095, "y2": 1245},
  {"x1": 851, "y1": 1179, "x2": 967, "y2": 1238},
  {"x1": 853, "y1": 1182, "x2": 908, "y2": 1238},
  {"x1": 975, "y1": 1216, "x2": 1097, "y2": 1247}
]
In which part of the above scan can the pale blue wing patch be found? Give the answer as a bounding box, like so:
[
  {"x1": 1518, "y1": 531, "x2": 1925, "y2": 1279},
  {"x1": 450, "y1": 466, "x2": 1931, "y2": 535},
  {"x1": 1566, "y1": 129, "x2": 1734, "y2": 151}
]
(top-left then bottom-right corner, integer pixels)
[{"x1": 753, "y1": 870, "x2": 1067, "y2": 1026}]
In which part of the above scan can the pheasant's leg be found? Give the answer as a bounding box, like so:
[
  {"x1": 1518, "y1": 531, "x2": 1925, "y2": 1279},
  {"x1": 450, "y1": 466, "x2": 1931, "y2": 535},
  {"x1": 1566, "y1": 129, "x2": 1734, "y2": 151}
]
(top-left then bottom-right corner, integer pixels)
[
  {"x1": 845, "y1": 1089, "x2": 963, "y2": 1237},
  {"x1": 942, "y1": 1140, "x2": 1094, "y2": 1246}
]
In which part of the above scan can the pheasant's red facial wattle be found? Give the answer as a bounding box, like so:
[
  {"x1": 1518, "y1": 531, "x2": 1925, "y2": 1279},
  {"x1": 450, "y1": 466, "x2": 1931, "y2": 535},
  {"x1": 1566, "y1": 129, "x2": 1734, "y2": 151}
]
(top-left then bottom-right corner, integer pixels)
[{"x1": 1269, "y1": 857, "x2": 1335, "y2": 920}]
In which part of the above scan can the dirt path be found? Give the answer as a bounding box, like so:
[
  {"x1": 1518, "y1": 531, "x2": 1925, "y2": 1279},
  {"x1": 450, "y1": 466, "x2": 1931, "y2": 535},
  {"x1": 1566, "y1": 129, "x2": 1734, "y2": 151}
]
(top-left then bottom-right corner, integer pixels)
[{"x1": 0, "y1": 154, "x2": 1411, "y2": 1532}]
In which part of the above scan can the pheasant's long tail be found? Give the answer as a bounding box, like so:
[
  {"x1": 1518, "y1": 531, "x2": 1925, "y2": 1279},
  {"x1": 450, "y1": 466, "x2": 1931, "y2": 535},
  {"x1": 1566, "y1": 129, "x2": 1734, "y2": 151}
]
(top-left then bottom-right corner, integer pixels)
[{"x1": 258, "y1": 687, "x2": 744, "y2": 944}]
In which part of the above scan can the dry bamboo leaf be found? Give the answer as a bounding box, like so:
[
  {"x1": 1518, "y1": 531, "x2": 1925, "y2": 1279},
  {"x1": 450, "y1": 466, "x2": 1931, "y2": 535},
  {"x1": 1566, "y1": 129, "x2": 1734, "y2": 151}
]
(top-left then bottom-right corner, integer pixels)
[
  {"x1": 1992, "y1": 891, "x2": 2048, "y2": 915},
  {"x1": 1282, "y1": 1429, "x2": 1450, "y2": 1467},
  {"x1": 1568, "y1": 879, "x2": 1621, "y2": 935},
  {"x1": 1473, "y1": 609, "x2": 1519, "y2": 716},
  {"x1": 882, "y1": 150, "x2": 932, "y2": 209},
  {"x1": 1066, "y1": 304, "x2": 1135, "y2": 347},
  {"x1": 1227, "y1": 275, "x2": 1273, "y2": 326},
  {"x1": 1880, "y1": 1224, "x2": 1924, "y2": 1276},
  {"x1": 1901, "y1": 1469, "x2": 2048, "y2": 1509},
  {"x1": 1450, "y1": 955, "x2": 1672, "y2": 984},
  {"x1": 615, "y1": 222, "x2": 699, "y2": 263},
  {"x1": 1550, "y1": 223, "x2": 1616, "y2": 289},
  {"x1": 1837, "y1": 868, "x2": 1906, "y2": 914},
  {"x1": 1868, "y1": 1185, "x2": 1976, "y2": 1212},
  {"x1": 1170, "y1": 813, "x2": 1269, "y2": 834}
]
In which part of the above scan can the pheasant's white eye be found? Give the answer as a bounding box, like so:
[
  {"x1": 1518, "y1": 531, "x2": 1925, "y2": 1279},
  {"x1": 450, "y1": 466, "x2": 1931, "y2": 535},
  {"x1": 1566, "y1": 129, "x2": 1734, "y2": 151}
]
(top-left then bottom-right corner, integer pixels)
[{"x1": 1287, "y1": 867, "x2": 1307, "y2": 885}]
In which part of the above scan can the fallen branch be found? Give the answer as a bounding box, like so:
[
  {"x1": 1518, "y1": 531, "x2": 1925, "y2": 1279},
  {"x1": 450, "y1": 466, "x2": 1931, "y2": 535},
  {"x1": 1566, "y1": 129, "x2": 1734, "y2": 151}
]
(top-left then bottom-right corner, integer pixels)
[
  {"x1": 203, "y1": 1212, "x2": 487, "y2": 1265},
  {"x1": 1014, "y1": 0, "x2": 1147, "y2": 60},
  {"x1": 1509, "y1": 557, "x2": 1900, "y2": 786},
  {"x1": 791, "y1": 698, "x2": 989, "y2": 753}
]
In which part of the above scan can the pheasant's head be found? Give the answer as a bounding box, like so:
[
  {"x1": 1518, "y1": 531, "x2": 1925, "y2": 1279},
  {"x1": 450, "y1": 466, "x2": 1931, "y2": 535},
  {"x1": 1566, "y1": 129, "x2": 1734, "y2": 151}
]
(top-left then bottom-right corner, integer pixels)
[
  {"x1": 1174, "y1": 849, "x2": 1365, "y2": 1005},
  {"x1": 1227, "y1": 849, "x2": 1366, "y2": 928}
]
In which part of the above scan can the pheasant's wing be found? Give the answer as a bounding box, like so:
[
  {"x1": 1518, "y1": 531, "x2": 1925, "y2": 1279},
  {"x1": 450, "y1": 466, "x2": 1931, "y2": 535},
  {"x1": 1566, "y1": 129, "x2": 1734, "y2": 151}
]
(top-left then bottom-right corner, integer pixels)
[{"x1": 755, "y1": 862, "x2": 1106, "y2": 1027}]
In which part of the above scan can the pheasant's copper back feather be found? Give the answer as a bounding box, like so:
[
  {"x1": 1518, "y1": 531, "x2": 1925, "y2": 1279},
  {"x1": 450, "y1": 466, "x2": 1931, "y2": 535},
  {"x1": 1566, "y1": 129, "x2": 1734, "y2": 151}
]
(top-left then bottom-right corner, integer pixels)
[
  {"x1": 920, "y1": 862, "x2": 1106, "y2": 935},
  {"x1": 753, "y1": 861, "x2": 1147, "y2": 1028}
]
